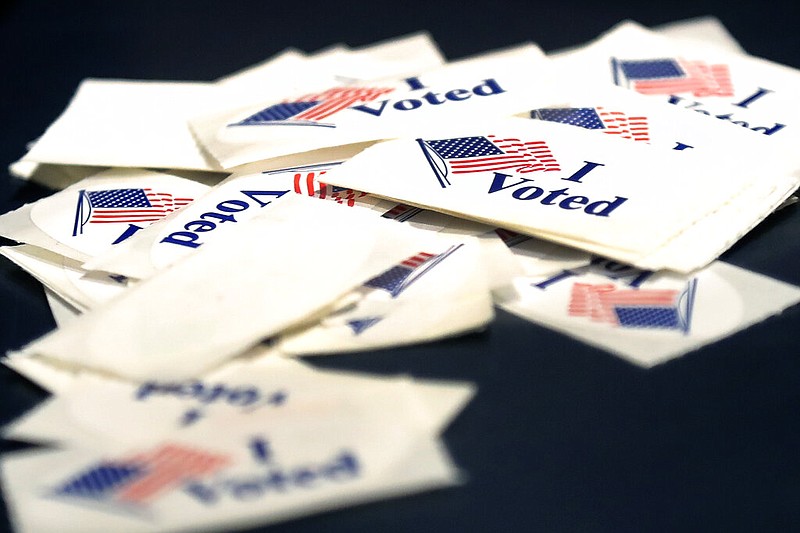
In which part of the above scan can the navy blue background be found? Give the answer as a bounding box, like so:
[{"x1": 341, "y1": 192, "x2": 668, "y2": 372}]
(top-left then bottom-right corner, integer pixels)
[{"x1": 1, "y1": 1, "x2": 799, "y2": 531}]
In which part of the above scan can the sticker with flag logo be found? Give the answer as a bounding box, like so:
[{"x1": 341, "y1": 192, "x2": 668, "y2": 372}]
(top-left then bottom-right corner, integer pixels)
[
  {"x1": 323, "y1": 117, "x2": 778, "y2": 273},
  {"x1": 193, "y1": 46, "x2": 551, "y2": 170},
  {"x1": 84, "y1": 163, "x2": 386, "y2": 280},
  {"x1": 498, "y1": 259, "x2": 800, "y2": 367},
  {"x1": 337, "y1": 245, "x2": 465, "y2": 335},
  {"x1": 7, "y1": 169, "x2": 211, "y2": 262},
  {"x1": 551, "y1": 21, "x2": 800, "y2": 144},
  {"x1": 278, "y1": 238, "x2": 493, "y2": 354}
]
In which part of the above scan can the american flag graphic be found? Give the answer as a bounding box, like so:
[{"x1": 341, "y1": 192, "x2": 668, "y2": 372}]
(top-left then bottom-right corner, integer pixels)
[
  {"x1": 50, "y1": 443, "x2": 230, "y2": 512},
  {"x1": 417, "y1": 135, "x2": 560, "y2": 188},
  {"x1": 381, "y1": 203, "x2": 425, "y2": 222},
  {"x1": 230, "y1": 85, "x2": 394, "y2": 128},
  {"x1": 364, "y1": 244, "x2": 463, "y2": 298},
  {"x1": 611, "y1": 57, "x2": 734, "y2": 97},
  {"x1": 72, "y1": 188, "x2": 193, "y2": 237},
  {"x1": 290, "y1": 166, "x2": 367, "y2": 207},
  {"x1": 531, "y1": 107, "x2": 650, "y2": 142},
  {"x1": 567, "y1": 279, "x2": 697, "y2": 333}
]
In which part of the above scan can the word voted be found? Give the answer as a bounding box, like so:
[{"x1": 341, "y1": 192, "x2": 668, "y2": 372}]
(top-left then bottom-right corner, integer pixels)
[
  {"x1": 136, "y1": 380, "x2": 288, "y2": 410},
  {"x1": 184, "y1": 447, "x2": 360, "y2": 505},
  {"x1": 488, "y1": 161, "x2": 628, "y2": 217},
  {"x1": 161, "y1": 189, "x2": 289, "y2": 248},
  {"x1": 349, "y1": 76, "x2": 506, "y2": 117}
]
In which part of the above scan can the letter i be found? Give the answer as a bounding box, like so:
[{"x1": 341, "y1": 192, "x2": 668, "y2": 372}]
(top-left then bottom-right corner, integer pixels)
[
  {"x1": 250, "y1": 436, "x2": 271, "y2": 463},
  {"x1": 733, "y1": 87, "x2": 773, "y2": 109},
  {"x1": 562, "y1": 161, "x2": 604, "y2": 183},
  {"x1": 404, "y1": 76, "x2": 427, "y2": 91}
]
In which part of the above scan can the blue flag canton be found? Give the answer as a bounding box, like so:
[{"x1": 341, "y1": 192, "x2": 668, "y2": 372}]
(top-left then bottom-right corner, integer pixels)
[
  {"x1": 364, "y1": 265, "x2": 415, "y2": 295},
  {"x1": 619, "y1": 59, "x2": 684, "y2": 80},
  {"x1": 237, "y1": 101, "x2": 319, "y2": 124},
  {"x1": 86, "y1": 189, "x2": 152, "y2": 209},
  {"x1": 52, "y1": 462, "x2": 146, "y2": 500},
  {"x1": 531, "y1": 108, "x2": 605, "y2": 129},
  {"x1": 614, "y1": 306, "x2": 681, "y2": 329},
  {"x1": 426, "y1": 136, "x2": 503, "y2": 159},
  {"x1": 347, "y1": 317, "x2": 383, "y2": 335}
]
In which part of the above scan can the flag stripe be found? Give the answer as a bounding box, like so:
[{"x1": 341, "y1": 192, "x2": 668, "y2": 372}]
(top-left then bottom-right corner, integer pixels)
[
  {"x1": 633, "y1": 79, "x2": 707, "y2": 93},
  {"x1": 401, "y1": 252, "x2": 435, "y2": 268},
  {"x1": 598, "y1": 290, "x2": 678, "y2": 304},
  {"x1": 306, "y1": 172, "x2": 316, "y2": 196},
  {"x1": 92, "y1": 209, "x2": 174, "y2": 215}
]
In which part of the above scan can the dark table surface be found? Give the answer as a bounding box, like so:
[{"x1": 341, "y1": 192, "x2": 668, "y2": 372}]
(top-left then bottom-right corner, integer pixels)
[{"x1": 1, "y1": 1, "x2": 800, "y2": 532}]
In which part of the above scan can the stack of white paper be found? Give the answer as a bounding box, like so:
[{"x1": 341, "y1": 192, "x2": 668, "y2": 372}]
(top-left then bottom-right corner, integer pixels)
[
  {"x1": 1, "y1": 355, "x2": 472, "y2": 532},
  {"x1": 2, "y1": 18, "x2": 800, "y2": 533}
]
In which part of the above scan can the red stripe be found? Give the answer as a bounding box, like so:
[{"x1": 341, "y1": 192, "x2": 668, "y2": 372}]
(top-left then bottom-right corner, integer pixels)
[
  {"x1": 599, "y1": 293, "x2": 677, "y2": 305},
  {"x1": 450, "y1": 154, "x2": 537, "y2": 168},
  {"x1": 451, "y1": 161, "x2": 538, "y2": 173},
  {"x1": 91, "y1": 215, "x2": 170, "y2": 221},
  {"x1": 93, "y1": 208, "x2": 172, "y2": 214},
  {"x1": 450, "y1": 156, "x2": 534, "y2": 169},
  {"x1": 91, "y1": 214, "x2": 169, "y2": 219},
  {"x1": 633, "y1": 79, "x2": 705, "y2": 94},
  {"x1": 90, "y1": 218, "x2": 163, "y2": 223},
  {"x1": 306, "y1": 172, "x2": 316, "y2": 196},
  {"x1": 401, "y1": 252, "x2": 434, "y2": 267}
]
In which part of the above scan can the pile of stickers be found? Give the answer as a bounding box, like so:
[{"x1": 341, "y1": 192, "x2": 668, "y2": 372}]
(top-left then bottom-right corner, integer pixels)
[{"x1": 2, "y1": 15, "x2": 800, "y2": 532}]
